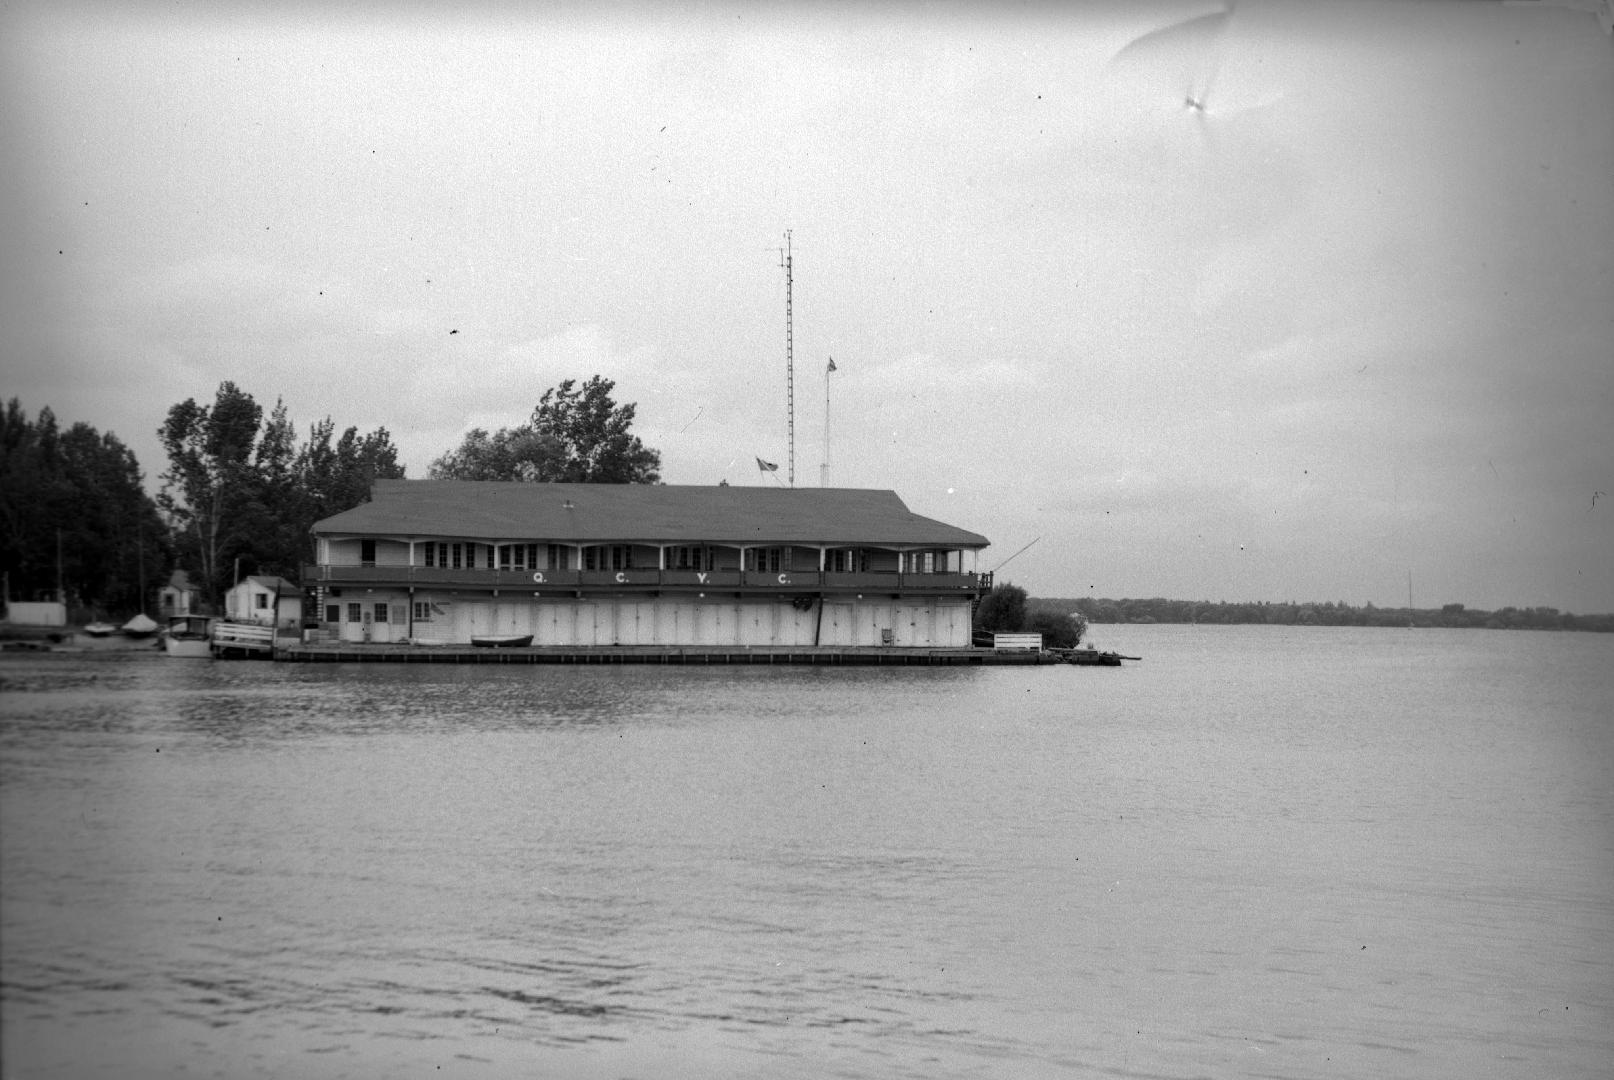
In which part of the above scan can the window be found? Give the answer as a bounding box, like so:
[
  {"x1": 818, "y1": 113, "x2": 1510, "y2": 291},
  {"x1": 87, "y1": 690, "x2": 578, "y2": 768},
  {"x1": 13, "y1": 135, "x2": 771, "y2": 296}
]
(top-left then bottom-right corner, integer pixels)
[
  {"x1": 547, "y1": 544, "x2": 569, "y2": 570},
  {"x1": 668, "y1": 545, "x2": 712, "y2": 571},
  {"x1": 585, "y1": 545, "x2": 632, "y2": 571},
  {"x1": 373, "y1": 603, "x2": 388, "y2": 623},
  {"x1": 424, "y1": 543, "x2": 436, "y2": 568},
  {"x1": 412, "y1": 601, "x2": 432, "y2": 622},
  {"x1": 827, "y1": 548, "x2": 868, "y2": 573},
  {"x1": 902, "y1": 550, "x2": 946, "y2": 574},
  {"x1": 451, "y1": 543, "x2": 462, "y2": 570},
  {"x1": 347, "y1": 603, "x2": 362, "y2": 623},
  {"x1": 360, "y1": 539, "x2": 376, "y2": 566},
  {"x1": 255, "y1": 593, "x2": 269, "y2": 609},
  {"x1": 326, "y1": 605, "x2": 340, "y2": 623},
  {"x1": 745, "y1": 547, "x2": 787, "y2": 573}
]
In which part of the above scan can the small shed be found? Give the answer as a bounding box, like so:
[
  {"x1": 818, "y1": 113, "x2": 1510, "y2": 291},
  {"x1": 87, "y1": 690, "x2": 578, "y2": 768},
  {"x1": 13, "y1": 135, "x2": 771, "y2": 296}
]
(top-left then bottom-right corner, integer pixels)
[
  {"x1": 158, "y1": 570, "x2": 203, "y2": 618},
  {"x1": 224, "y1": 576, "x2": 303, "y2": 629}
]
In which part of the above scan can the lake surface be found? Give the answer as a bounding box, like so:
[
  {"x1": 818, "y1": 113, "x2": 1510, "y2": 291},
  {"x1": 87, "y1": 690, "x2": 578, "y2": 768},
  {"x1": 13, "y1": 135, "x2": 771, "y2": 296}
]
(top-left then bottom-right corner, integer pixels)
[{"x1": 2, "y1": 625, "x2": 1611, "y2": 1079}]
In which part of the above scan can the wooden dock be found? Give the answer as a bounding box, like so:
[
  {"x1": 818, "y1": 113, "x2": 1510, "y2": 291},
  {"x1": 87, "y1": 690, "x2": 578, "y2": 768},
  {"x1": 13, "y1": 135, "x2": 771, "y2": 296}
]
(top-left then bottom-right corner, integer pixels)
[{"x1": 275, "y1": 643, "x2": 1059, "y2": 666}]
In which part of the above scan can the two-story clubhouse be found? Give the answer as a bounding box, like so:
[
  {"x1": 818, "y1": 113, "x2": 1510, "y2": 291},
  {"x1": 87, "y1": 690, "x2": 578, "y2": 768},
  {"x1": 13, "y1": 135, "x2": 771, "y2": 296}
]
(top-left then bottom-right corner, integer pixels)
[{"x1": 307, "y1": 480, "x2": 991, "y2": 648}]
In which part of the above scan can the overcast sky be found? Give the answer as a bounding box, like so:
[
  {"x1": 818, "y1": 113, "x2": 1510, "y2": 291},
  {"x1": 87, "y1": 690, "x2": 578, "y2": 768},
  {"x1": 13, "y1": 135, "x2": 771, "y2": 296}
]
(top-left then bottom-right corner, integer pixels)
[{"x1": 4, "y1": 0, "x2": 1610, "y2": 611}]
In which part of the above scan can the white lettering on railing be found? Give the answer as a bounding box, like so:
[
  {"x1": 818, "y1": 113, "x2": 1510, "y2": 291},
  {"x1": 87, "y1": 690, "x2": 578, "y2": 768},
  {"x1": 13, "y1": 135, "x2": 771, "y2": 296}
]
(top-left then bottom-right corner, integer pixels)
[
  {"x1": 696, "y1": 572, "x2": 708, "y2": 584},
  {"x1": 778, "y1": 574, "x2": 790, "y2": 585},
  {"x1": 615, "y1": 572, "x2": 627, "y2": 583},
  {"x1": 531, "y1": 572, "x2": 546, "y2": 584}
]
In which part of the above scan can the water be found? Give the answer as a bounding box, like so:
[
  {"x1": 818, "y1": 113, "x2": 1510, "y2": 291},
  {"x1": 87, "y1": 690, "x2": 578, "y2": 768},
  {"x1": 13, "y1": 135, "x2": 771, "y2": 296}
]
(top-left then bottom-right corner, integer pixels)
[{"x1": 2, "y1": 626, "x2": 1611, "y2": 1079}]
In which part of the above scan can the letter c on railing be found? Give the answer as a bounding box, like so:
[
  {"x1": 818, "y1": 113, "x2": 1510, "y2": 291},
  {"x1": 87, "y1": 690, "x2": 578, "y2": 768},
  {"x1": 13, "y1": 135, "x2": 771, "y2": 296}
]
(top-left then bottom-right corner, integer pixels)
[
  {"x1": 615, "y1": 572, "x2": 627, "y2": 583},
  {"x1": 531, "y1": 572, "x2": 546, "y2": 584},
  {"x1": 778, "y1": 574, "x2": 790, "y2": 585}
]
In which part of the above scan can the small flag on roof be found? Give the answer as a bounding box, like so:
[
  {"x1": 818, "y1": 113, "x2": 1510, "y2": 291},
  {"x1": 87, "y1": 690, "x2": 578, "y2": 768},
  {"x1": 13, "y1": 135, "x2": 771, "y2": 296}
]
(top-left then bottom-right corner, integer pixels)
[
  {"x1": 827, "y1": 356, "x2": 837, "y2": 373},
  {"x1": 756, "y1": 457, "x2": 778, "y2": 472}
]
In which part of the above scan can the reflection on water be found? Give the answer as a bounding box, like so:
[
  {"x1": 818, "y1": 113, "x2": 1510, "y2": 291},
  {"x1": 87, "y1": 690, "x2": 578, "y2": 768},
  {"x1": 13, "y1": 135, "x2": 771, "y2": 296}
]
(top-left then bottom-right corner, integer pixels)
[{"x1": 3, "y1": 628, "x2": 1612, "y2": 1079}]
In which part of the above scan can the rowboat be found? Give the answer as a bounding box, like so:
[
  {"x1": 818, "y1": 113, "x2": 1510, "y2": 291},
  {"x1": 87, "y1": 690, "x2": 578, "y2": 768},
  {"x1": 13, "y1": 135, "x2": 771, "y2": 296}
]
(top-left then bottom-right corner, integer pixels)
[
  {"x1": 1057, "y1": 647, "x2": 1141, "y2": 667},
  {"x1": 83, "y1": 622, "x2": 118, "y2": 637},
  {"x1": 470, "y1": 634, "x2": 534, "y2": 648}
]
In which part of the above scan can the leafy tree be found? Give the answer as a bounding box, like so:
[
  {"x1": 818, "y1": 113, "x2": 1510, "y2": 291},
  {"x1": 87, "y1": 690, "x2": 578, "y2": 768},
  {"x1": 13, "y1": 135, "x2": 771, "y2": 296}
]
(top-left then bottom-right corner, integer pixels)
[
  {"x1": 974, "y1": 582, "x2": 1028, "y2": 633},
  {"x1": 159, "y1": 384, "x2": 405, "y2": 603},
  {"x1": 158, "y1": 383, "x2": 263, "y2": 604},
  {"x1": 1, "y1": 399, "x2": 169, "y2": 615},
  {"x1": 429, "y1": 375, "x2": 661, "y2": 483},
  {"x1": 295, "y1": 417, "x2": 405, "y2": 528}
]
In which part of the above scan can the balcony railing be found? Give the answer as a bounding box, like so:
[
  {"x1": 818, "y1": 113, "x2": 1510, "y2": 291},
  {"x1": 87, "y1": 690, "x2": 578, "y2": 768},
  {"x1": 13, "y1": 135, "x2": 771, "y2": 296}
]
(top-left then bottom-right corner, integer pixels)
[{"x1": 303, "y1": 564, "x2": 986, "y2": 595}]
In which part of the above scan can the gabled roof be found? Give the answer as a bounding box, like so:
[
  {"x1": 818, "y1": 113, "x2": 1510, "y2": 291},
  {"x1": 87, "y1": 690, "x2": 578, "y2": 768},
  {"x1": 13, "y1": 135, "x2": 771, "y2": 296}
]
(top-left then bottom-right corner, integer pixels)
[
  {"x1": 312, "y1": 480, "x2": 989, "y2": 549},
  {"x1": 238, "y1": 575, "x2": 299, "y2": 592}
]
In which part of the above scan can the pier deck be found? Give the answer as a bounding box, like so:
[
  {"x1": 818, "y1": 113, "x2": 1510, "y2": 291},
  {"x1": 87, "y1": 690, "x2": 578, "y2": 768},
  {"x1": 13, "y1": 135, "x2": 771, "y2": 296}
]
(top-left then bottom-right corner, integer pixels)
[{"x1": 276, "y1": 643, "x2": 1057, "y2": 666}]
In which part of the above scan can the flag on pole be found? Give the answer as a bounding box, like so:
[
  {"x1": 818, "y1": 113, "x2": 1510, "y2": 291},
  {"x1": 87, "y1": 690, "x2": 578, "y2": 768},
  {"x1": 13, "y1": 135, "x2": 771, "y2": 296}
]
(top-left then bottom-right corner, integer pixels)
[
  {"x1": 826, "y1": 356, "x2": 837, "y2": 373},
  {"x1": 756, "y1": 457, "x2": 778, "y2": 472}
]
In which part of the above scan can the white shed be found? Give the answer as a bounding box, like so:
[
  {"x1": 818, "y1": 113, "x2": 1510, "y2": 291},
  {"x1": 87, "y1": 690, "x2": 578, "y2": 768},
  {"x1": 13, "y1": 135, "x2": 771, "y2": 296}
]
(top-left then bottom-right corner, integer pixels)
[{"x1": 223, "y1": 576, "x2": 303, "y2": 629}]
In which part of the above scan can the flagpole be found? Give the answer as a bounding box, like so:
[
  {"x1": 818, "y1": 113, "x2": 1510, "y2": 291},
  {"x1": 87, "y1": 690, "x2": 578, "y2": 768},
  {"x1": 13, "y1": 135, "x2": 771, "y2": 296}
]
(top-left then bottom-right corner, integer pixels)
[{"x1": 822, "y1": 357, "x2": 832, "y2": 487}]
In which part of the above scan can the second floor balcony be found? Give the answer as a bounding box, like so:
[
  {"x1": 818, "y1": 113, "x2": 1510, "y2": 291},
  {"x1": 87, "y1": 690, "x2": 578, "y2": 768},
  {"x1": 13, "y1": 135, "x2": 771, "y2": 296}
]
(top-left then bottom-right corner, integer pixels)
[{"x1": 303, "y1": 563, "x2": 987, "y2": 596}]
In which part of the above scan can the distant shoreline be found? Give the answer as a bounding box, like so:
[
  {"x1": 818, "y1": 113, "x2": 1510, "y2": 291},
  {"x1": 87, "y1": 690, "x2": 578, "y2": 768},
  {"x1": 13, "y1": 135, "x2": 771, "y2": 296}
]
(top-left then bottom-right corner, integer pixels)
[{"x1": 1030, "y1": 598, "x2": 1613, "y2": 633}]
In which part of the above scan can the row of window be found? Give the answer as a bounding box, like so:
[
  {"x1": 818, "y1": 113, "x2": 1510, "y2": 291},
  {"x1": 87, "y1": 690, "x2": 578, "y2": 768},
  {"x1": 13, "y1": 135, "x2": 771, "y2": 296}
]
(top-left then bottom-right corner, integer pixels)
[
  {"x1": 352, "y1": 542, "x2": 944, "y2": 573},
  {"x1": 325, "y1": 602, "x2": 433, "y2": 624}
]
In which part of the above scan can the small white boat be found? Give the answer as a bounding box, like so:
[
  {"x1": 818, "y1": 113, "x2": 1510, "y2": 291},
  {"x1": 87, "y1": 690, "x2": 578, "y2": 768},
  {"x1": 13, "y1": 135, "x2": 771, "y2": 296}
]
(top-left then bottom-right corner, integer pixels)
[
  {"x1": 83, "y1": 622, "x2": 118, "y2": 637},
  {"x1": 122, "y1": 613, "x2": 160, "y2": 639},
  {"x1": 163, "y1": 615, "x2": 214, "y2": 658}
]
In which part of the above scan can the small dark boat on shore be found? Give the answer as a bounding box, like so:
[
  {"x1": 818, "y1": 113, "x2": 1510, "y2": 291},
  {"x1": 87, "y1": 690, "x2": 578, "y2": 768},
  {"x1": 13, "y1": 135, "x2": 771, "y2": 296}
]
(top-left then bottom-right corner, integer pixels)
[
  {"x1": 470, "y1": 634, "x2": 534, "y2": 648},
  {"x1": 1057, "y1": 647, "x2": 1140, "y2": 667}
]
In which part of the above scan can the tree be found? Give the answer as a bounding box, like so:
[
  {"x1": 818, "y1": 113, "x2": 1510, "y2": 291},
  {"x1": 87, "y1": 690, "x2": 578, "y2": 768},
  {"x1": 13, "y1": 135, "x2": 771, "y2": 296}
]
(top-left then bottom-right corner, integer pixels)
[
  {"x1": 159, "y1": 384, "x2": 406, "y2": 603},
  {"x1": 1, "y1": 399, "x2": 169, "y2": 615},
  {"x1": 158, "y1": 383, "x2": 263, "y2": 604},
  {"x1": 429, "y1": 375, "x2": 661, "y2": 483},
  {"x1": 974, "y1": 582, "x2": 1028, "y2": 633}
]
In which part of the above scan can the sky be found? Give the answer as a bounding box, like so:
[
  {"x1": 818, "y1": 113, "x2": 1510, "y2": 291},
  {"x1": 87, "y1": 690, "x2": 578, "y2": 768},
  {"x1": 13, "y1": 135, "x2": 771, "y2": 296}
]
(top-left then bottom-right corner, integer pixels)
[{"x1": 3, "y1": 0, "x2": 1610, "y2": 612}]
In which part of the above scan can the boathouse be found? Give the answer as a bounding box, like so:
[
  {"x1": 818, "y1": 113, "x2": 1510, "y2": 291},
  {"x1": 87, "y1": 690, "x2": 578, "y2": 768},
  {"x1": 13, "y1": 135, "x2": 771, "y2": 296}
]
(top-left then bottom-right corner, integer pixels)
[{"x1": 305, "y1": 480, "x2": 991, "y2": 648}]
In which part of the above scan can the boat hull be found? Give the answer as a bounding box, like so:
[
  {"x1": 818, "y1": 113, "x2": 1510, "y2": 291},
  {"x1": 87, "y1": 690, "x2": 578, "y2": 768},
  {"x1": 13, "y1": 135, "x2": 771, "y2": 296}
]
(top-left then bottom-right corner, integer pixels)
[
  {"x1": 470, "y1": 634, "x2": 534, "y2": 648},
  {"x1": 163, "y1": 638, "x2": 212, "y2": 659}
]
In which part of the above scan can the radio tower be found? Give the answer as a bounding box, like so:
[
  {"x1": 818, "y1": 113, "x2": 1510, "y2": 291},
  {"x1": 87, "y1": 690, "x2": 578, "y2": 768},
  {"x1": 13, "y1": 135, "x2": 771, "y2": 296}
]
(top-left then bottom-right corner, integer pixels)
[{"x1": 779, "y1": 229, "x2": 795, "y2": 488}]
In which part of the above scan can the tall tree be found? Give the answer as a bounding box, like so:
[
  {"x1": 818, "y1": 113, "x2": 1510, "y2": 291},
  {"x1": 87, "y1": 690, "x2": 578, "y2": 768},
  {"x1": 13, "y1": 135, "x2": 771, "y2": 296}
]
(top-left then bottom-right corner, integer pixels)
[
  {"x1": 1, "y1": 399, "x2": 168, "y2": 614},
  {"x1": 159, "y1": 384, "x2": 405, "y2": 603},
  {"x1": 158, "y1": 383, "x2": 262, "y2": 604},
  {"x1": 429, "y1": 376, "x2": 661, "y2": 483},
  {"x1": 296, "y1": 418, "x2": 405, "y2": 525}
]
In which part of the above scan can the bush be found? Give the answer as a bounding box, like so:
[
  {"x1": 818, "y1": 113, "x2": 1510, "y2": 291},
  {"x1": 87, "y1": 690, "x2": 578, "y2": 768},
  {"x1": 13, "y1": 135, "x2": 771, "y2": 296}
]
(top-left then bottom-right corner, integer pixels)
[{"x1": 1027, "y1": 609, "x2": 1085, "y2": 649}]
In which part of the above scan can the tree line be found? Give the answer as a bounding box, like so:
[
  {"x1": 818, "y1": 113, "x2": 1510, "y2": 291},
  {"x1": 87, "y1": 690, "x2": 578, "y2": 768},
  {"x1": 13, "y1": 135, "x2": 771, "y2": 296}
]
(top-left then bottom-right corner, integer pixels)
[
  {"x1": 1048, "y1": 596, "x2": 1613, "y2": 633},
  {"x1": 2, "y1": 375, "x2": 660, "y2": 620}
]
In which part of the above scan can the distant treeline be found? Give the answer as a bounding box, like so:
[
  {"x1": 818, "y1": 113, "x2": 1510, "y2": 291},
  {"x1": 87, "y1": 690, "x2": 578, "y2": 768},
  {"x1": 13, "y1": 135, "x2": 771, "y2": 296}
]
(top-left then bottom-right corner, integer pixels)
[{"x1": 1028, "y1": 597, "x2": 1614, "y2": 633}]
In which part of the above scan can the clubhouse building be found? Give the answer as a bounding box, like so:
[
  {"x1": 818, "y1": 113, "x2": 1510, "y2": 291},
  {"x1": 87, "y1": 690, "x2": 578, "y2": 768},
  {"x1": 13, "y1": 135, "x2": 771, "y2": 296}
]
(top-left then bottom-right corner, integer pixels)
[{"x1": 306, "y1": 480, "x2": 992, "y2": 648}]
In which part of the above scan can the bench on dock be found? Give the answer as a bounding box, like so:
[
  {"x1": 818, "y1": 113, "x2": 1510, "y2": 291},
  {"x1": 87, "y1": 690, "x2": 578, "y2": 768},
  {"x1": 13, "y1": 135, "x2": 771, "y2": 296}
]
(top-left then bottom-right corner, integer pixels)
[{"x1": 211, "y1": 621, "x2": 277, "y2": 659}]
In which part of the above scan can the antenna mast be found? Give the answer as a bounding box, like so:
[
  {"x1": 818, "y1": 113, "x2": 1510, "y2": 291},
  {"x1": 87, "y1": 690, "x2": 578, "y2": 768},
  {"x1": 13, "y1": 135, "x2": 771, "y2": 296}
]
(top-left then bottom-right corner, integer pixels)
[{"x1": 779, "y1": 229, "x2": 795, "y2": 488}]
